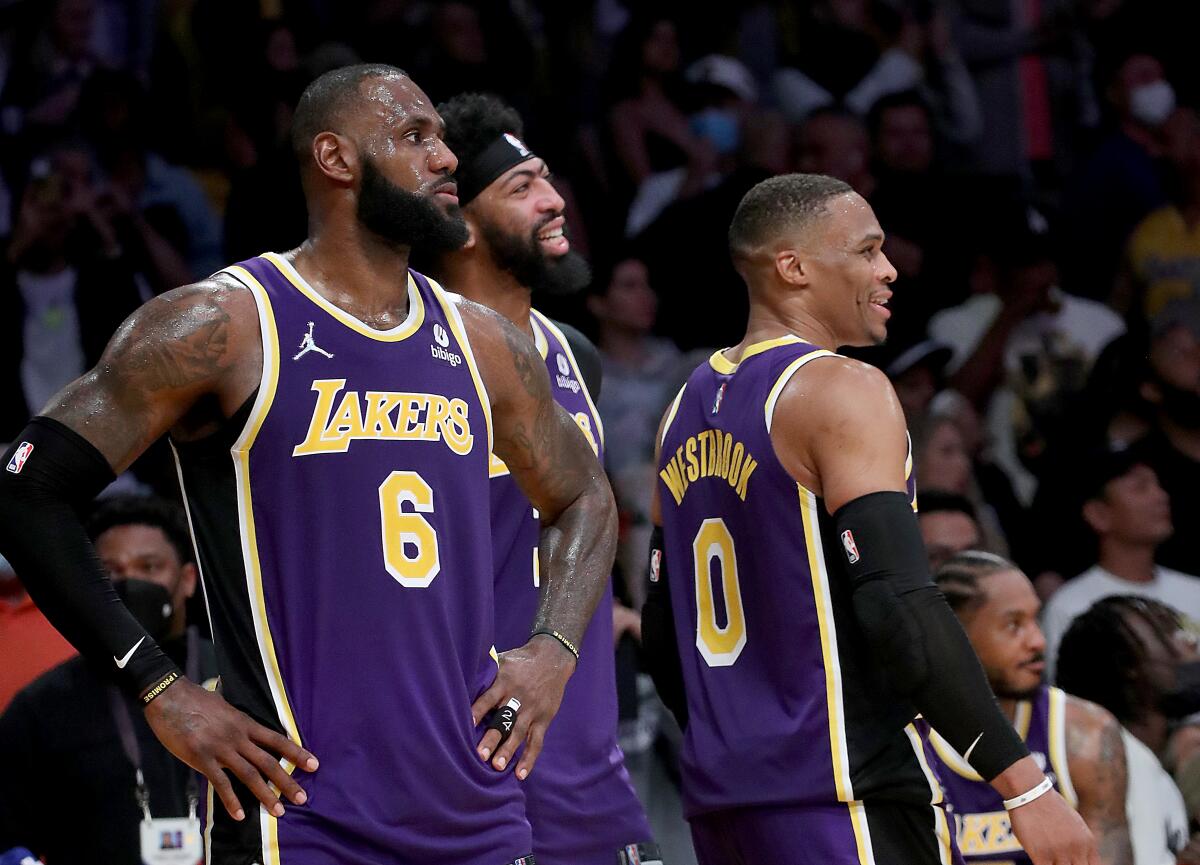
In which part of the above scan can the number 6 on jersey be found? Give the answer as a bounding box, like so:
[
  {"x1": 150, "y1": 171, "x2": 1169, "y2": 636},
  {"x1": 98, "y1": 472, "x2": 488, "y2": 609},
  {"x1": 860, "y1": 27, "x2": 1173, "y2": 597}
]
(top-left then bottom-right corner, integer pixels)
[
  {"x1": 379, "y1": 470, "x2": 440, "y2": 587},
  {"x1": 693, "y1": 518, "x2": 746, "y2": 666}
]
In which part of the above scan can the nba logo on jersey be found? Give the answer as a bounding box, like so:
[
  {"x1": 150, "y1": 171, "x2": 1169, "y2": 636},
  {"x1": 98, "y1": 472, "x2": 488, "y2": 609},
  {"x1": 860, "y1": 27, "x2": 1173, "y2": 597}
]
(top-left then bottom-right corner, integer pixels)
[
  {"x1": 712, "y1": 382, "x2": 726, "y2": 414},
  {"x1": 840, "y1": 530, "x2": 860, "y2": 564},
  {"x1": 434, "y1": 323, "x2": 450, "y2": 347},
  {"x1": 5, "y1": 442, "x2": 32, "y2": 474},
  {"x1": 649, "y1": 548, "x2": 662, "y2": 583},
  {"x1": 556, "y1": 353, "x2": 571, "y2": 376}
]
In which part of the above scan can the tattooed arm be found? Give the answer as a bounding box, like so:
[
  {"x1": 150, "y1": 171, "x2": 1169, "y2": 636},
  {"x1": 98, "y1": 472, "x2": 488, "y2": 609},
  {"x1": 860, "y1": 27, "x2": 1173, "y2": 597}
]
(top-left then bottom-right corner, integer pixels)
[
  {"x1": 1066, "y1": 696, "x2": 1134, "y2": 865},
  {"x1": 457, "y1": 298, "x2": 617, "y2": 779},
  {"x1": 0, "y1": 277, "x2": 318, "y2": 822}
]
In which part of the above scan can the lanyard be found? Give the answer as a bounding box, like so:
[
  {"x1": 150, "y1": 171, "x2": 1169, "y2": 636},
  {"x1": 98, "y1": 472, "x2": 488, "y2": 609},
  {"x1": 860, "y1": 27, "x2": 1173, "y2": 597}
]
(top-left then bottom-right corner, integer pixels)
[{"x1": 108, "y1": 627, "x2": 201, "y2": 821}]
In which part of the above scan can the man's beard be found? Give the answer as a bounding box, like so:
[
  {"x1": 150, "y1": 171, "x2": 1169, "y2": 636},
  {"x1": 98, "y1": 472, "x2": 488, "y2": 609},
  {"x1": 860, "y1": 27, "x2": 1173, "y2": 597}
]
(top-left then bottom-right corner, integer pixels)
[
  {"x1": 356, "y1": 156, "x2": 469, "y2": 253},
  {"x1": 477, "y1": 214, "x2": 591, "y2": 296}
]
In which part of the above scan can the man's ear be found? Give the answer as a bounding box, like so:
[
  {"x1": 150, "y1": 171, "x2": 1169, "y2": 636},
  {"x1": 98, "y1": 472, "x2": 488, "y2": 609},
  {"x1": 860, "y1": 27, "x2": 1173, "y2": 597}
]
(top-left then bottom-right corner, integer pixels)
[
  {"x1": 585, "y1": 294, "x2": 605, "y2": 320},
  {"x1": 776, "y1": 247, "x2": 810, "y2": 288},
  {"x1": 1081, "y1": 498, "x2": 1112, "y2": 536},
  {"x1": 312, "y1": 132, "x2": 356, "y2": 185},
  {"x1": 180, "y1": 562, "x2": 198, "y2": 600}
]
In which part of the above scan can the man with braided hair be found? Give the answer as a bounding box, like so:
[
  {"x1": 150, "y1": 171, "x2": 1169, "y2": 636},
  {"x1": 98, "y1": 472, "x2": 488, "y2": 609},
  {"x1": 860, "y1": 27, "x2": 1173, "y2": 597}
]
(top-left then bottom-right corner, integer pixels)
[
  {"x1": 430, "y1": 92, "x2": 657, "y2": 865},
  {"x1": 931, "y1": 551, "x2": 1132, "y2": 864}
]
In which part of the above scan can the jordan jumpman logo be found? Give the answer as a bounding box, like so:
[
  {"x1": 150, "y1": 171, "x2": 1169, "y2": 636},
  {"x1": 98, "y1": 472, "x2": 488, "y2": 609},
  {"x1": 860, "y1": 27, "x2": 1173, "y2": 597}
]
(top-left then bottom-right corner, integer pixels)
[{"x1": 293, "y1": 322, "x2": 334, "y2": 361}]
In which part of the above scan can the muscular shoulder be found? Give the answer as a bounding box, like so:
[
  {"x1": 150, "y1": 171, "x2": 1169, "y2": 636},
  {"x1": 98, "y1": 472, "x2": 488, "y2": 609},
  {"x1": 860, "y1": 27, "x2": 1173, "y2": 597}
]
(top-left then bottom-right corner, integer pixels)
[
  {"x1": 456, "y1": 297, "x2": 549, "y2": 406},
  {"x1": 770, "y1": 355, "x2": 906, "y2": 501},
  {"x1": 1064, "y1": 693, "x2": 1126, "y2": 787}
]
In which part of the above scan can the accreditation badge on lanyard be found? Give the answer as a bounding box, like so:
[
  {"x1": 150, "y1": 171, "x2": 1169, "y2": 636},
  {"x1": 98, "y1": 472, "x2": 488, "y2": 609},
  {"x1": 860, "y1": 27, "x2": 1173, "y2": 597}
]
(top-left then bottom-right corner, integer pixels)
[{"x1": 138, "y1": 816, "x2": 203, "y2": 865}]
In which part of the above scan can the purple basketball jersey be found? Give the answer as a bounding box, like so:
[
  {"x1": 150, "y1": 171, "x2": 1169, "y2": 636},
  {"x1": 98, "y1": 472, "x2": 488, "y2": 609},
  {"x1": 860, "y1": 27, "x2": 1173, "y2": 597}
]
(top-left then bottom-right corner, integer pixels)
[
  {"x1": 657, "y1": 336, "x2": 933, "y2": 821},
  {"x1": 173, "y1": 253, "x2": 530, "y2": 865},
  {"x1": 489, "y1": 309, "x2": 652, "y2": 864},
  {"x1": 930, "y1": 686, "x2": 1077, "y2": 864}
]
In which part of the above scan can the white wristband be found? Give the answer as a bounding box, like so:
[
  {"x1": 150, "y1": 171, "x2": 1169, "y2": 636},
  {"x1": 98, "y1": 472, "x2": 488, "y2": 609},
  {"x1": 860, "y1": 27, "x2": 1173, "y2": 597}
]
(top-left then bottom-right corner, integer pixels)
[{"x1": 1002, "y1": 776, "x2": 1054, "y2": 811}]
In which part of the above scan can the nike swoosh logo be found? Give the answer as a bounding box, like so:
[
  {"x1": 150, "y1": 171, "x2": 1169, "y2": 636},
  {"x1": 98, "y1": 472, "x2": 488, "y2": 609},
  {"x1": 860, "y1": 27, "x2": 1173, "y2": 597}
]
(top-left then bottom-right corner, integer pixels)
[
  {"x1": 962, "y1": 731, "x2": 985, "y2": 764},
  {"x1": 114, "y1": 637, "x2": 145, "y2": 669}
]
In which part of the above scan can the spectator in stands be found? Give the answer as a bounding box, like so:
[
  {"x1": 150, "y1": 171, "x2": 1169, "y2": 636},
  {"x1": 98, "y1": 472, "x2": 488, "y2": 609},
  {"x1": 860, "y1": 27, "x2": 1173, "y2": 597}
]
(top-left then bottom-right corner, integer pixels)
[
  {"x1": 0, "y1": 551, "x2": 74, "y2": 714},
  {"x1": 78, "y1": 69, "x2": 222, "y2": 279},
  {"x1": 0, "y1": 494, "x2": 215, "y2": 865},
  {"x1": 1063, "y1": 53, "x2": 1177, "y2": 300},
  {"x1": 878, "y1": 336, "x2": 952, "y2": 423},
  {"x1": 1042, "y1": 447, "x2": 1200, "y2": 679},
  {"x1": 794, "y1": 107, "x2": 874, "y2": 197},
  {"x1": 955, "y1": 0, "x2": 1098, "y2": 186},
  {"x1": 0, "y1": 141, "x2": 144, "y2": 440},
  {"x1": 917, "y1": 490, "x2": 984, "y2": 572},
  {"x1": 602, "y1": 14, "x2": 713, "y2": 238},
  {"x1": 1120, "y1": 105, "x2": 1200, "y2": 321},
  {"x1": 930, "y1": 218, "x2": 1125, "y2": 504},
  {"x1": 772, "y1": 0, "x2": 981, "y2": 143},
  {"x1": 1056, "y1": 596, "x2": 1191, "y2": 857},
  {"x1": 1129, "y1": 300, "x2": 1200, "y2": 575}
]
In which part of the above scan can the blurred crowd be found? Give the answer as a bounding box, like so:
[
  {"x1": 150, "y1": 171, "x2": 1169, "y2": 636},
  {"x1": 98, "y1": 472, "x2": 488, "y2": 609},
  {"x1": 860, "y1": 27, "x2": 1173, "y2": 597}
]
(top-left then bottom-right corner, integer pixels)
[{"x1": 2, "y1": 0, "x2": 1200, "y2": 858}]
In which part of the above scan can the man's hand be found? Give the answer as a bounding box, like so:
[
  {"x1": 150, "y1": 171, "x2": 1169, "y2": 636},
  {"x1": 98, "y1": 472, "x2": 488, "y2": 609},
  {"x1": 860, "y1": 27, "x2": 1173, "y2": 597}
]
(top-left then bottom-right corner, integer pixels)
[
  {"x1": 1008, "y1": 789, "x2": 1099, "y2": 865},
  {"x1": 471, "y1": 634, "x2": 577, "y2": 780},
  {"x1": 144, "y1": 678, "x2": 318, "y2": 821}
]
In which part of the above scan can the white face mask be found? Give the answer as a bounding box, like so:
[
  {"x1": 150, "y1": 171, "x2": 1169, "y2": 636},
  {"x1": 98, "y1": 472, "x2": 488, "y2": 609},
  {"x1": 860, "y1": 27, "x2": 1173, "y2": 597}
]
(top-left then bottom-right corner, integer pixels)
[{"x1": 1129, "y1": 79, "x2": 1176, "y2": 127}]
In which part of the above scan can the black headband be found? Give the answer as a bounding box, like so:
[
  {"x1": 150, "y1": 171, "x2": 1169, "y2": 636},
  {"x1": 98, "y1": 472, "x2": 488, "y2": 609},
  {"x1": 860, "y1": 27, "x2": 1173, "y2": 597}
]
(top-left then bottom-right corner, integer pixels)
[{"x1": 455, "y1": 133, "x2": 537, "y2": 205}]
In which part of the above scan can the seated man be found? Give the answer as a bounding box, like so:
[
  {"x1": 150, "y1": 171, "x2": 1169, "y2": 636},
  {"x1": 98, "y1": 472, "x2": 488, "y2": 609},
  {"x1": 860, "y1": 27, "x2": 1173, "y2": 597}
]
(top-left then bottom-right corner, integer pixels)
[
  {"x1": 917, "y1": 490, "x2": 984, "y2": 572},
  {"x1": 0, "y1": 495, "x2": 217, "y2": 864},
  {"x1": 931, "y1": 551, "x2": 1132, "y2": 864}
]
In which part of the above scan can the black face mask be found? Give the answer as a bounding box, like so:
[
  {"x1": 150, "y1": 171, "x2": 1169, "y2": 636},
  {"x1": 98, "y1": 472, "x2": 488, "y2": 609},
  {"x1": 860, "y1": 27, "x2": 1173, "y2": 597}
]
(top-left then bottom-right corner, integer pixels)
[
  {"x1": 113, "y1": 578, "x2": 174, "y2": 641},
  {"x1": 1160, "y1": 660, "x2": 1200, "y2": 719},
  {"x1": 1154, "y1": 375, "x2": 1200, "y2": 429}
]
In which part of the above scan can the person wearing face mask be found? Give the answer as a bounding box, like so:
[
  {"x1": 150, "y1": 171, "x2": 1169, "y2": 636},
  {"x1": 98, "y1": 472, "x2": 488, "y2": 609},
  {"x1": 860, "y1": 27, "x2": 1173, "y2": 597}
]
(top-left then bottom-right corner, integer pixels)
[
  {"x1": 1127, "y1": 301, "x2": 1200, "y2": 577},
  {"x1": 1056, "y1": 596, "x2": 1192, "y2": 861},
  {"x1": 0, "y1": 494, "x2": 216, "y2": 865},
  {"x1": 1040, "y1": 446, "x2": 1200, "y2": 683},
  {"x1": 1063, "y1": 53, "x2": 1176, "y2": 301}
]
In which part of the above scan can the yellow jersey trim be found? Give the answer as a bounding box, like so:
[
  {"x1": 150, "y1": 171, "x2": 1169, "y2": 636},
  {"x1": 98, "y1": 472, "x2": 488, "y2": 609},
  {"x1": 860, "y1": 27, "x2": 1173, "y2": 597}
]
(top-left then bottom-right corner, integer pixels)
[
  {"x1": 904, "y1": 724, "x2": 954, "y2": 865},
  {"x1": 528, "y1": 313, "x2": 550, "y2": 359},
  {"x1": 929, "y1": 699, "x2": 1033, "y2": 781},
  {"x1": 708, "y1": 334, "x2": 809, "y2": 374},
  {"x1": 846, "y1": 800, "x2": 877, "y2": 865},
  {"x1": 659, "y1": 384, "x2": 688, "y2": 451},
  {"x1": 261, "y1": 251, "x2": 426, "y2": 342},
  {"x1": 428, "y1": 275, "x2": 494, "y2": 456},
  {"x1": 1047, "y1": 687, "x2": 1078, "y2": 808},
  {"x1": 763, "y1": 349, "x2": 838, "y2": 432},
  {"x1": 798, "y1": 484, "x2": 856, "y2": 802},
  {"x1": 532, "y1": 309, "x2": 606, "y2": 449},
  {"x1": 224, "y1": 264, "x2": 295, "y2": 865}
]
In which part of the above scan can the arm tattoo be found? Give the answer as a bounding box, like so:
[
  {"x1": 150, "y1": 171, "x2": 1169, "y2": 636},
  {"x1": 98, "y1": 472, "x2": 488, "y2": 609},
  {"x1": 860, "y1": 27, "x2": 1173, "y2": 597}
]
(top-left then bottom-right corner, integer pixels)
[
  {"x1": 121, "y1": 300, "x2": 231, "y2": 391},
  {"x1": 1069, "y1": 711, "x2": 1133, "y2": 865},
  {"x1": 501, "y1": 321, "x2": 542, "y2": 398}
]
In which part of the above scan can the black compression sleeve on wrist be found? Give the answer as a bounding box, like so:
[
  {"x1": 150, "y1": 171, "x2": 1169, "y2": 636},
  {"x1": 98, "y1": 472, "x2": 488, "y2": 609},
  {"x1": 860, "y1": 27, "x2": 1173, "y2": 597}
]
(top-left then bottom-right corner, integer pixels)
[
  {"x1": 641, "y1": 526, "x2": 688, "y2": 729},
  {"x1": 834, "y1": 491, "x2": 1028, "y2": 781},
  {"x1": 0, "y1": 418, "x2": 180, "y2": 698}
]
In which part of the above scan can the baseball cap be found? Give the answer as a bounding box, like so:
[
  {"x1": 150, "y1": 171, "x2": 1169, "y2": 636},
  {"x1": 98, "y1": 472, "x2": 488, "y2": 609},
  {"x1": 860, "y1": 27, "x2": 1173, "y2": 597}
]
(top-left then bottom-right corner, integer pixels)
[
  {"x1": 883, "y1": 339, "x2": 953, "y2": 380},
  {"x1": 1078, "y1": 444, "x2": 1145, "y2": 503},
  {"x1": 685, "y1": 55, "x2": 758, "y2": 102}
]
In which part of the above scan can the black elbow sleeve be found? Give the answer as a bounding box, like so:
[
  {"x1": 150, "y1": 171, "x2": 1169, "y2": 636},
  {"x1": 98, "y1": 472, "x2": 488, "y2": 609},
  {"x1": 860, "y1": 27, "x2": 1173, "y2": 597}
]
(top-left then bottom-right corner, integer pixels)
[
  {"x1": 641, "y1": 527, "x2": 688, "y2": 730},
  {"x1": 0, "y1": 419, "x2": 178, "y2": 697},
  {"x1": 834, "y1": 491, "x2": 1027, "y2": 781}
]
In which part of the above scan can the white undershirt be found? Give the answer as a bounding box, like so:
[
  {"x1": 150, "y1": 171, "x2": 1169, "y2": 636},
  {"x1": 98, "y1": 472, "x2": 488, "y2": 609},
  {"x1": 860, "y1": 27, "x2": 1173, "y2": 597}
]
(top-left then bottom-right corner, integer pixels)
[{"x1": 18, "y1": 267, "x2": 84, "y2": 414}]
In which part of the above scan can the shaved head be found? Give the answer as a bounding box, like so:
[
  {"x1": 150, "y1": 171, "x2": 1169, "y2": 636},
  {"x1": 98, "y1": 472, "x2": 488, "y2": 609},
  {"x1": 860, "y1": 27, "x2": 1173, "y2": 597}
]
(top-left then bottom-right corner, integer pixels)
[
  {"x1": 291, "y1": 63, "x2": 410, "y2": 163},
  {"x1": 728, "y1": 173, "x2": 853, "y2": 260}
]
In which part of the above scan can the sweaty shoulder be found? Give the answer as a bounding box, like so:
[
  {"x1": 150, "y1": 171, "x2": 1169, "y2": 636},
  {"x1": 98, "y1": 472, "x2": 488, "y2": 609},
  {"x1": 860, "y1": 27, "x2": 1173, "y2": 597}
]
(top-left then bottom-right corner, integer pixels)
[
  {"x1": 768, "y1": 355, "x2": 907, "y2": 510},
  {"x1": 454, "y1": 297, "x2": 548, "y2": 407}
]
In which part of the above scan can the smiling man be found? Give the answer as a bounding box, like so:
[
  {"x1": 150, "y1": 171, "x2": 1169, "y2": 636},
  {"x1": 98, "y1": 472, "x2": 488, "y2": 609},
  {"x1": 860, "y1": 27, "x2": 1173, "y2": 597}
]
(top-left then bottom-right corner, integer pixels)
[
  {"x1": 641, "y1": 174, "x2": 1096, "y2": 864},
  {"x1": 932, "y1": 551, "x2": 1132, "y2": 865},
  {"x1": 0, "y1": 65, "x2": 617, "y2": 865},
  {"x1": 430, "y1": 92, "x2": 657, "y2": 865}
]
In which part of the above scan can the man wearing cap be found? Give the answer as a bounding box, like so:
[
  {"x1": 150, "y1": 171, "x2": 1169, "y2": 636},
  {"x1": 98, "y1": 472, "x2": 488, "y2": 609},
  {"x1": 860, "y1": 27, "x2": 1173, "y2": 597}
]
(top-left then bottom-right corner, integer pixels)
[
  {"x1": 430, "y1": 93, "x2": 658, "y2": 865},
  {"x1": 1041, "y1": 448, "x2": 1200, "y2": 679}
]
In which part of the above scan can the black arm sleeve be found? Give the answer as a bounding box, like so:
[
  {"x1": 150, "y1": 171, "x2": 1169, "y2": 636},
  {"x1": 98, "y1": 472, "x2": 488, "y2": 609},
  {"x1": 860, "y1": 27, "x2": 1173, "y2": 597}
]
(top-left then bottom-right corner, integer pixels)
[
  {"x1": 0, "y1": 418, "x2": 180, "y2": 697},
  {"x1": 641, "y1": 526, "x2": 688, "y2": 729},
  {"x1": 834, "y1": 491, "x2": 1028, "y2": 782},
  {"x1": 555, "y1": 320, "x2": 603, "y2": 402}
]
